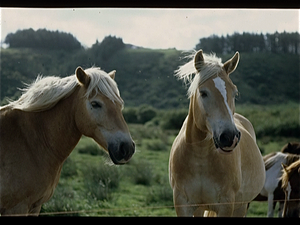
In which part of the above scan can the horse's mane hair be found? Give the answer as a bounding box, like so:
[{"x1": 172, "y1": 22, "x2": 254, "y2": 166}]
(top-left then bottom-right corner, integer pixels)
[
  {"x1": 285, "y1": 154, "x2": 300, "y2": 167},
  {"x1": 175, "y1": 50, "x2": 223, "y2": 98},
  {"x1": 282, "y1": 159, "x2": 300, "y2": 190},
  {"x1": 7, "y1": 67, "x2": 123, "y2": 112},
  {"x1": 264, "y1": 152, "x2": 300, "y2": 171},
  {"x1": 264, "y1": 152, "x2": 280, "y2": 171}
]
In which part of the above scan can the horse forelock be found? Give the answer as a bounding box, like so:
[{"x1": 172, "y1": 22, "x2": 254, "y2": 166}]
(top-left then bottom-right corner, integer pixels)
[
  {"x1": 175, "y1": 51, "x2": 223, "y2": 98},
  {"x1": 83, "y1": 67, "x2": 124, "y2": 107}
]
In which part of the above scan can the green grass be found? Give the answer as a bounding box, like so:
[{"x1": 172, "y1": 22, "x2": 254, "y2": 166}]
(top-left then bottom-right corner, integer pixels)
[{"x1": 41, "y1": 103, "x2": 299, "y2": 217}]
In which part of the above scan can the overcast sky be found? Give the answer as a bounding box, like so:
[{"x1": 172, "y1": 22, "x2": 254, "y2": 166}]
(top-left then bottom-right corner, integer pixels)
[{"x1": 1, "y1": 8, "x2": 299, "y2": 50}]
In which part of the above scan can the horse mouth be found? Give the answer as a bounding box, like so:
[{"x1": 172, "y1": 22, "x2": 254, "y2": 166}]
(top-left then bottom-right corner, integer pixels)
[
  {"x1": 108, "y1": 149, "x2": 127, "y2": 165},
  {"x1": 213, "y1": 138, "x2": 235, "y2": 154},
  {"x1": 217, "y1": 147, "x2": 234, "y2": 154}
]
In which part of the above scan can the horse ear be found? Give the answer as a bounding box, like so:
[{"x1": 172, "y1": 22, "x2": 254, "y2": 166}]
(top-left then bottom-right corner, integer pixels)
[
  {"x1": 76, "y1": 67, "x2": 90, "y2": 87},
  {"x1": 108, "y1": 70, "x2": 116, "y2": 80},
  {"x1": 223, "y1": 51, "x2": 240, "y2": 75},
  {"x1": 194, "y1": 49, "x2": 204, "y2": 72}
]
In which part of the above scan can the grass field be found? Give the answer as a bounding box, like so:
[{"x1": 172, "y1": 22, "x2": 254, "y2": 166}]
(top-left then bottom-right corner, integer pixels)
[{"x1": 40, "y1": 103, "x2": 299, "y2": 217}]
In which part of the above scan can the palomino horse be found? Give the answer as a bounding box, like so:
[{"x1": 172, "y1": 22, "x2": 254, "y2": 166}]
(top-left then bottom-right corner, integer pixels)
[
  {"x1": 282, "y1": 160, "x2": 300, "y2": 217},
  {"x1": 169, "y1": 50, "x2": 265, "y2": 217},
  {"x1": 252, "y1": 152, "x2": 299, "y2": 217},
  {"x1": 0, "y1": 67, "x2": 135, "y2": 216}
]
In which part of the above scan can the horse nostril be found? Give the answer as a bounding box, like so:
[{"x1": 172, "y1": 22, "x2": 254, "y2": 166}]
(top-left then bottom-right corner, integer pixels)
[
  {"x1": 119, "y1": 141, "x2": 135, "y2": 160},
  {"x1": 119, "y1": 142, "x2": 126, "y2": 157},
  {"x1": 220, "y1": 132, "x2": 231, "y2": 147}
]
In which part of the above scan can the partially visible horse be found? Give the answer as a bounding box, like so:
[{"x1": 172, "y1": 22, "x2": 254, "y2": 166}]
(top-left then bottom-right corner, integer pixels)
[
  {"x1": 252, "y1": 152, "x2": 299, "y2": 217},
  {"x1": 169, "y1": 49, "x2": 265, "y2": 217},
  {"x1": 281, "y1": 142, "x2": 300, "y2": 155},
  {"x1": 0, "y1": 67, "x2": 135, "y2": 216},
  {"x1": 282, "y1": 160, "x2": 300, "y2": 217}
]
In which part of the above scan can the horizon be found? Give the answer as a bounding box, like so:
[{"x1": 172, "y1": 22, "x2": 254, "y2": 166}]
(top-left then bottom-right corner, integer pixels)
[
  {"x1": 2, "y1": 28, "x2": 299, "y2": 51},
  {"x1": 1, "y1": 8, "x2": 299, "y2": 51}
]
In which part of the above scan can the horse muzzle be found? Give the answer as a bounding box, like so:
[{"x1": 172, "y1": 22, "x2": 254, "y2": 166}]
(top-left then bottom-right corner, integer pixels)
[
  {"x1": 213, "y1": 129, "x2": 241, "y2": 154},
  {"x1": 108, "y1": 140, "x2": 135, "y2": 165}
]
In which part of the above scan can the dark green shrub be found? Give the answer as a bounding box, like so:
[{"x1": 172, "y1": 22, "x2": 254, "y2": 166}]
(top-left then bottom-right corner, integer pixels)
[
  {"x1": 83, "y1": 164, "x2": 120, "y2": 201},
  {"x1": 123, "y1": 107, "x2": 138, "y2": 123},
  {"x1": 160, "y1": 109, "x2": 187, "y2": 130},
  {"x1": 137, "y1": 105, "x2": 157, "y2": 124},
  {"x1": 60, "y1": 157, "x2": 78, "y2": 178},
  {"x1": 40, "y1": 185, "x2": 82, "y2": 216},
  {"x1": 131, "y1": 160, "x2": 153, "y2": 186},
  {"x1": 146, "y1": 185, "x2": 173, "y2": 205},
  {"x1": 142, "y1": 139, "x2": 167, "y2": 151},
  {"x1": 77, "y1": 142, "x2": 105, "y2": 156}
]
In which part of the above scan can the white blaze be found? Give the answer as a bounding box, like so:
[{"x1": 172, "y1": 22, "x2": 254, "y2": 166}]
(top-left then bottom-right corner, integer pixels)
[{"x1": 212, "y1": 77, "x2": 234, "y2": 122}]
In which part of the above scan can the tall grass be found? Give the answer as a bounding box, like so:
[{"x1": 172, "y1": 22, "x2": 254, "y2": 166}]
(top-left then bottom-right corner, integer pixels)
[
  {"x1": 40, "y1": 103, "x2": 298, "y2": 216},
  {"x1": 129, "y1": 159, "x2": 153, "y2": 186},
  {"x1": 236, "y1": 102, "x2": 299, "y2": 138},
  {"x1": 83, "y1": 164, "x2": 120, "y2": 201}
]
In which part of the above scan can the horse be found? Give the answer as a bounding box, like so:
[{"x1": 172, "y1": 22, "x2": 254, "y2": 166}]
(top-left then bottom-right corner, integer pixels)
[
  {"x1": 281, "y1": 142, "x2": 300, "y2": 155},
  {"x1": 169, "y1": 49, "x2": 265, "y2": 217},
  {"x1": 0, "y1": 66, "x2": 135, "y2": 216},
  {"x1": 252, "y1": 152, "x2": 300, "y2": 217},
  {"x1": 282, "y1": 160, "x2": 300, "y2": 217}
]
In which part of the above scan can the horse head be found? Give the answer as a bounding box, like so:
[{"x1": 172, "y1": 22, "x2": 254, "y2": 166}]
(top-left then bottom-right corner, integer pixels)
[
  {"x1": 192, "y1": 50, "x2": 241, "y2": 154},
  {"x1": 74, "y1": 67, "x2": 135, "y2": 164}
]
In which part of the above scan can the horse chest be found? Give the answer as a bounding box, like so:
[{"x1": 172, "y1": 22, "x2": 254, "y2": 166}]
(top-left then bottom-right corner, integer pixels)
[
  {"x1": 174, "y1": 154, "x2": 241, "y2": 205},
  {"x1": 186, "y1": 174, "x2": 221, "y2": 202}
]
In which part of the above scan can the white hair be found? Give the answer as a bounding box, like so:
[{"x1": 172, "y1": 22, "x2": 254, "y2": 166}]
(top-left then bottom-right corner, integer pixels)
[
  {"x1": 83, "y1": 67, "x2": 123, "y2": 106},
  {"x1": 175, "y1": 51, "x2": 223, "y2": 98},
  {"x1": 7, "y1": 67, "x2": 123, "y2": 112}
]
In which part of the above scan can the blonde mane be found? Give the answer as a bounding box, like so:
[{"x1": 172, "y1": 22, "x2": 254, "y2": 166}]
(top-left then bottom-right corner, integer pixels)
[
  {"x1": 175, "y1": 51, "x2": 223, "y2": 98},
  {"x1": 6, "y1": 67, "x2": 123, "y2": 112},
  {"x1": 282, "y1": 159, "x2": 300, "y2": 190}
]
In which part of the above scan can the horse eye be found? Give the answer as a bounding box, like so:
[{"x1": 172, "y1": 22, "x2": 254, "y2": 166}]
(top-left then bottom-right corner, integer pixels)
[
  {"x1": 200, "y1": 91, "x2": 208, "y2": 98},
  {"x1": 91, "y1": 101, "x2": 102, "y2": 109}
]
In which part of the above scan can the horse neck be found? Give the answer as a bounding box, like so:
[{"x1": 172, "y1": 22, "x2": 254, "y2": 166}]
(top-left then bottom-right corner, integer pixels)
[
  {"x1": 185, "y1": 95, "x2": 211, "y2": 145},
  {"x1": 29, "y1": 87, "x2": 82, "y2": 163}
]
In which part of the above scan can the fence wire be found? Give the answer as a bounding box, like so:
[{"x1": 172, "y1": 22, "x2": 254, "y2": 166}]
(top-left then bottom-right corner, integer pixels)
[{"x1": 2, "y1": 198, "x2": 300, "y2": 217}]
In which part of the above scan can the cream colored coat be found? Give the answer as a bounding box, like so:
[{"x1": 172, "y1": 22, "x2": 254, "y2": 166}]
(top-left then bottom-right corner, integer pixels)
[{"x1": 169, "y1": 50, "x2": 265, "y2": 217}]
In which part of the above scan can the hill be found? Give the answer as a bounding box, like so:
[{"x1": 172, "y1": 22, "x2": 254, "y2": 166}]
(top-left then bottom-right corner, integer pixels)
[
  {"x1": 1, "y1": 32, "x2": 299, "y2": 108},
  {"x1": 1, "y1": 29, "x2": 299, "y2": 217}
]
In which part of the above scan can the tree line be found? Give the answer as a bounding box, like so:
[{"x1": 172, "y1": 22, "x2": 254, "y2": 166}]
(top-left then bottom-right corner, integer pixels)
[
  {"x1": 1, "y1": 29, "x2": 299, "y2": 108},
  {"x1": 195, "y1": 32, "x2": 300, "y2": 54},
  {"x1": 4, "y1": 28, "x2": 82, "y2": 51},
  {"x1": 4, "y1": 29, "x2": 299, "y2": 54}
]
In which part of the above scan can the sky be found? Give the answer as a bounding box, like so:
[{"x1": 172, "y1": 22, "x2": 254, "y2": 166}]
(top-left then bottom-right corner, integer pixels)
[{"x1": 0, "y1": 8, "x2": 299, "y2": 50}]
